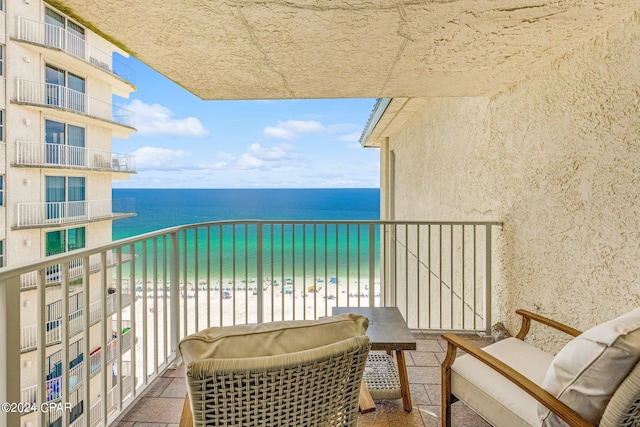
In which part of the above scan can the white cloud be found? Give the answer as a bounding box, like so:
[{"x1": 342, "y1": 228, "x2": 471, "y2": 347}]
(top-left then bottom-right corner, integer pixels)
[
  {"x1": 125, "y1": 100, "x2": 210, "y2": 137},
  {"x1": 339, "y1": 132, "x2": 362, "y2": 142},
  {"x1": 241, "y1": 143, "x2": 300, "y2": 170},
  {"x1": 132, "y1": 146, "x2": 191, "y2": 170},
  {"x1": 264, "y1": 120, "x2": 325, "y2": 139},
  {"x1": 214, "y1": 143, "x2": 300, "y2": 171}
]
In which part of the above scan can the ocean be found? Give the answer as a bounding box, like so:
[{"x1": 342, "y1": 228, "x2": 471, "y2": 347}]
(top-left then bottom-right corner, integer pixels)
[
  {"x1": 112, "y1": 188, "x2": 380, "y2": 240},
  {"x1": 112, "y1": 188, "x2": 381, "y2": 280}
]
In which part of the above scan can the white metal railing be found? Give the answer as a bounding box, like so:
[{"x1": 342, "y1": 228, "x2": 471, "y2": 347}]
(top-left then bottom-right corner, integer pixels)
[
  {"x1": 0, "y1": 220, "x2": 500, "y2": 426},
  {"x1": 15, "y1": 16, "x2": 134, "y2": 83},
  {"x1": 15, "y1": 198, "x2": 135, "y2": 228},
  {"x1": 89, "y1": 293, "x2": 115, "y2": 324},
  {"x1": 16, "y1": 79, "x2": 134, "y2": 127},
  {"x1": 89, "y1": 399, "x2": 101, "y2": 427},
  {"x1": 20, "y1": 251, "x2": 132, "y2": 289},
  {"x1": 20, "y1": 308, "x2": 84, "y2": 351},
  {"x1": 20, "y1": 384, "x2": 37, "y2": 407},
  {"x1": 15, "y1": 140, "x2": 136, "y2": 172},
  {"x1": 44, "y1": 385, "x2": 85, "y2": 426}
]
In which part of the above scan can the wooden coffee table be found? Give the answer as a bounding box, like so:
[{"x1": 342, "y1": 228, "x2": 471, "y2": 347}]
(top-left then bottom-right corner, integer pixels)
[{"x1": 332, "y1": 306, "x2": 417, "y2": 412}]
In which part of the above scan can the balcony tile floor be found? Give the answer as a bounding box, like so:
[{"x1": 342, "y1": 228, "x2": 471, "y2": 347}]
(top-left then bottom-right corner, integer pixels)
[{"x1": 112, "y1": 332, "x2": 491, "y2": 427}]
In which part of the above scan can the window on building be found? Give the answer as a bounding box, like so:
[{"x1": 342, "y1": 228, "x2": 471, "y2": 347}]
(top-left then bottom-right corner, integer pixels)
[
  {"x1": 67, "y1": 226, "x2": 85, "y2": 251},
  {"x1": 0, "y1": 110, "x2": 4, "y2": 142},
  {"x1": 46, "y1": 227, "x2": 85, "y2": 256},
  {"x1": 0, "y1": 175, "x2": 3, "y2": 207},
  {"x1": 45, "y1": 65, "x2": 86, "y2": 113},
  {"x1": 45, "y1": 7, "x2": 85, "y2": 58},
  {"x1": 0, "y1": 45, "x2": 4, "y2": 76},
  {"x1": 45, "y1": 176, "x2": 85, "y2": 219},
  {"x1": 46, "y1": 230, "x2": 65, "y2": 256},
  {"x1": 45, "y1": 120, "x2": 86, "y2": 166},
  {"x1": 0, "y1": 240, "x2": 4, "y2": 268}
]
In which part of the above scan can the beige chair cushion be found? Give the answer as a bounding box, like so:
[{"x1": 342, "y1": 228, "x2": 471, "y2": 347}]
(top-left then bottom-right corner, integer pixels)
[
  {"x1": 452, "y1": 337, "x2": 554, "y2": 427},
  {"x1": 539, "y1": 308, "x2": 640, "y2": 426},
  {"x1": 179, "y1": 313, "x2": 368, "y2": 365}
]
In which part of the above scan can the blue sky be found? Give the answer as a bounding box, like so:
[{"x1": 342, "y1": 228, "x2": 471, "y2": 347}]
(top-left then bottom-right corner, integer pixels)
[{"x1": 112, "y1": 56, "x2": 380, "y2": 189}]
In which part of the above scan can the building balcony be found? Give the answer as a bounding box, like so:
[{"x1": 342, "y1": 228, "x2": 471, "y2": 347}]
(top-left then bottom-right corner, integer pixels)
[
  {"x1": 15, "y1": 140, "x2": 136, "y2": 173},
  {"x1": 0, "y1": 220, "x2": 501, "y2": 426},
  {"x1": 20, "y1": 292, "x2": 132, "y2": 352},
  {"x1": 14, "y1": 16, "x2": 135, "y2": 93},
  {"x1": 14, "y1": 198, "x2": 135, "y2": 229},
  {"x1": 15, "y1": 79, "x2": 135, "y2": 137},
  {"x1": 20, "y1": 251, "x2": 134, "y2": 289}
]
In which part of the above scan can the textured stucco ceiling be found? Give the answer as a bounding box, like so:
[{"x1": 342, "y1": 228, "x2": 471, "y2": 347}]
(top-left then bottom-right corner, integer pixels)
[{"x1": 54, "y1": 0, "x2": 640, "y2": 100}]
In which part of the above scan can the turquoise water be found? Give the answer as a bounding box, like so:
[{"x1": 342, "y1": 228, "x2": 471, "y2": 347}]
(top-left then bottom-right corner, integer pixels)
[{"x1": 112, "y1": 189, "x2": 380, "y2": 280}]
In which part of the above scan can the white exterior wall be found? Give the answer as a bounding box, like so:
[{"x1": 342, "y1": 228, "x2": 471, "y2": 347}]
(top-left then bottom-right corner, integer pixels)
[{"x1": 381, "y1": 16, "x2": 640, "y2": 351}]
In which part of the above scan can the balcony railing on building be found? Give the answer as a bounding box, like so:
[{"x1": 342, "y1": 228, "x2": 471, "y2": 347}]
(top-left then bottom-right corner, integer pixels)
[
  {"x1": 15, "y1": 140, "x2": 136, "y2": 173},
  {"x1": 20, "y1": 292, "x2": 132, "y2": 352},
  {"x1": 0, "y1": 220, "x2": 500, "y2": 426},
  {"x1": 15, "y1": 79, "x2": 134, "y2": 128},
  {"x1": 15, "y1": 16, "x2": 134, "y2": 84},
  {"x1": 20, "y1": 251, "x2": 131, "y2": 290},
  {"x1": 15, "y1": 198, "x2": 135, "y2": 229}
]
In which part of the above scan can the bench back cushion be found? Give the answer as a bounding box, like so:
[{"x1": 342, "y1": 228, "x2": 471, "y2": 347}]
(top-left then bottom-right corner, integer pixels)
[
  {"x1": 538, "y1": 308, "x2": 640, "y2": 426},
  {"x1": 179, "y1": 313, "x2": 368, "y2": 365}
]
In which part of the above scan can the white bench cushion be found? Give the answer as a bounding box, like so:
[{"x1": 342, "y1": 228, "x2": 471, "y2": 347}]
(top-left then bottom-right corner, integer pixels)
[{"x1": 452, "y1": 337, "x2": 554, "y2": 427}]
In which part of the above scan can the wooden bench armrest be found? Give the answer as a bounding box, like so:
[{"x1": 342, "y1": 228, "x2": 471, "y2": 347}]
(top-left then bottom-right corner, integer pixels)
[
  {"x1": 515, "y1": 309, "x2": 582, "y2": 339},
  {"x1": 179, "y1": 394, "x2": 193, "y2": 427},
  {"x1": 441, "y1": 332, "x2": 593, "y2": 427}
]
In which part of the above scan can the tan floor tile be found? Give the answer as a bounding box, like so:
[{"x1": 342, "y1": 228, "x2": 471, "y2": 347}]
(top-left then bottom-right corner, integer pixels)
[
  {"x1": 416, "y1": 339, "x2": 445, "y2": 352},
  {"x1": 131, "y1": 423, "x2": 169, "y2": 427},
  {"x1": 434, "y1": 352, "x2": 447, "y2": 365},
  {"x1": 451, "y1": 402, "x2": 491, "y2": 426},
  {"x1": 424, "y1": 382, "x2": 441, "y2": 406},
  {"x1": 408, "y1": 383, "x2": 430, "y2": 406},
  {"x1": 140, "y1": 377, "x2": 172, "y2": 398},
  {"x1": 162, "y1": 365, "x2": 185, "y2": 378},
  {"x1": 406, "y1": 366, "x2": 440, "y2": 384},
  {"x1": 159, "y1": 378, "x2": 186, "y2": 398},
  {"x1": 415, "y1": 405, "x2": 441, "y2": 427},
  {"x1": 409, "y1": 350, "x2": 441, "y2": 367},
  {"x1": 121, "y1": 397, "x2": 184, "y2": 424}
]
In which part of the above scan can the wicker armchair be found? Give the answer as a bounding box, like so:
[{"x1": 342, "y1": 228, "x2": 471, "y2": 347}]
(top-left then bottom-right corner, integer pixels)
[
  {"x1": 178, "y1": 314, "x2": 371, "y2": 427},
  {"x1": 441, "y1": 309, "x2": 640, "y2": 427}
]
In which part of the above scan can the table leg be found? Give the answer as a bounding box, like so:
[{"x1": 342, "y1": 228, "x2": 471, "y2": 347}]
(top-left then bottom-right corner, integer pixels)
[
  {"x1": 396, "y1": 350, "x2": 412, "y2": 412},
  {"x1": 359, "y1": 382, "x2": 376, "y2": 413}
]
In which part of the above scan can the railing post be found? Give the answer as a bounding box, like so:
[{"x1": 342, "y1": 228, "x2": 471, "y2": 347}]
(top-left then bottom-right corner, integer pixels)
[
  {"x1": 0, "y1": 277, "x2": 22, "y2": 427},
  {"x1": 389, "y1": 224, "x2": 397, "y2": 308},
  {"x1": 484, "y1": 225, "x2": 493, "y2": 336},
  {"x1": 256, "y1": 223, "x2": 264, "y2": 324},
  {"x1": 169, "y1": 231, "x2": 180, "y2": 365},
  {"x1": 369, "y1": 224, "x2": 376, "y2": 307}
]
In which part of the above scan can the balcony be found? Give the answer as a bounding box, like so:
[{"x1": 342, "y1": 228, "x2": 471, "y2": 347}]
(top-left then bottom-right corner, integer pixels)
[
  {"x1": 15, "y1": 199, "x2": 135, "y2": 229},
  {"x1": 15, "y1": 141, "x2": 136, "y2": 173},
  {"x1": 20, "y1": 251, "x2": 134, "y2": 289},
  {"x1": 0, "y1": 220, "x2": 501, "y2": 426},
  {"x1": 14, "y1": 16, "x2": 135, "y2": 89},
  {"x1": 20, "y1": 292, "x2": 132, "y2": 352},
  {"x1": 15, "y1": 79, "x2": 135, "y2": 136}
]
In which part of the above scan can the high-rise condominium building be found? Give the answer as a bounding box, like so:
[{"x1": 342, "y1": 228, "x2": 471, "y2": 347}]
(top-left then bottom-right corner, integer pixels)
[{"x1": 0, "y1": 1, "x2": 137, "y2": 425}]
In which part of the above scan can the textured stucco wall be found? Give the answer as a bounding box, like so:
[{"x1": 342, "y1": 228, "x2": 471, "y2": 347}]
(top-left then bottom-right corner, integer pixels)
[{"x1": 385, "y1": 15, "x2": 640, "y2": 350}]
